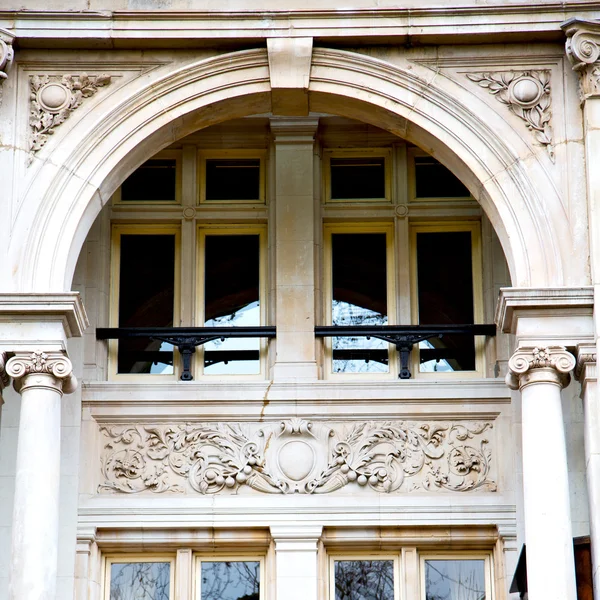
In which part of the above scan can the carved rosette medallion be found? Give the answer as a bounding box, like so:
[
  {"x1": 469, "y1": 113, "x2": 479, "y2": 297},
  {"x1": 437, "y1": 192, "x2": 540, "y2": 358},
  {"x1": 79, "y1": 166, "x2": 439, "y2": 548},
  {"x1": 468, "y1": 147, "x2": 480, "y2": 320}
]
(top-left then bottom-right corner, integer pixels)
[
  {"x1": 29, "y1": 73, "x2": 111, "y2": 155},
  {"x1": 506, "y1": 345, "x2": 576, "y2": 390},
  {"x1": 5, "y1": 350, "x2": 77, "y2": 393},
  {"x1": 466, "y1": 71, "x2": 554, "y2": 160},
  {"x1": 563, "y1": 20, "x2": 600, "y2": 102},
  {"x1": 99, "y1": 418, "x2": 497, "y2": 495}
]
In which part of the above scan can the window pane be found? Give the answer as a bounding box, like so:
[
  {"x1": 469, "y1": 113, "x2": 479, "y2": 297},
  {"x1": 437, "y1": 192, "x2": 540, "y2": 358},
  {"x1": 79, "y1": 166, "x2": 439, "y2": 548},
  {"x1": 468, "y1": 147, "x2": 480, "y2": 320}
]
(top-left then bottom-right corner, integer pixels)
[
  {"x1": 414, "y1": 157, "x2": 470, "y2": 198},
  {"x1": 110, "y1": 562, "x2": 170, "y2": 600},
  {"x1": 204, "y1": 234, "x2": 260, "y2": 374},
  {"x1": 205, "y1": 159, "x2": 261, "y2": 201},
  {"x1": 121, "y1": 159, "x2": 177, "y2": 202},
  {"x1": 200, "y1": 561, "x2": 260, "y2": 600},
  {"x1": 334, "y1": 560, "x2": 394, "y2": 600},
  {"x1": 332, "y1": 233, "x2": 388, "y2": 373},
  {"x1": 330, "y1": 157, "x2": 386, "y2": 200},
  {"x1": 118, "y1": 234, "x2": 175, "y2": 374},
  {"x1": 416, "y1": 231, "x2": 475, "y2": 372},
  {"x1": 425, "y1": 559, "x2": 486, "y2": 600}
]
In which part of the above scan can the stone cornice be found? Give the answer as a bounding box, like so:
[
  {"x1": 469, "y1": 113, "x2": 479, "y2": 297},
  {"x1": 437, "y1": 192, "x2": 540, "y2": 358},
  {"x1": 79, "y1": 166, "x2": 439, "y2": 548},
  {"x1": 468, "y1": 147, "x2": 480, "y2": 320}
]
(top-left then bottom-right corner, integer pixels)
[{"x1": 3, "y1": 3, "x2": 600, "y2": 47}]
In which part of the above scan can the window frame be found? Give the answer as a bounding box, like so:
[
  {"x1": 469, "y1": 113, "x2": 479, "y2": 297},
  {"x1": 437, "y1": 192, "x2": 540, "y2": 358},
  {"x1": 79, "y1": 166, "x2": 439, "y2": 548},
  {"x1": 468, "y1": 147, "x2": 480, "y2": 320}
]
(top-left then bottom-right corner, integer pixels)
[
  {"x1": 408, "y1": 148, "x2": 472, "y2": 203},
  {"x1": 328, "y1": 553, "x2": 401, "y2": 600},
  {"x1": 103, "y1": 554, "x2": 176, "y2": 600},
  {"x1": 195, "y1": 224, "x2": 268, "y2": 380},
  {"x1": 419, "y1": 552, "x2": 494, "y2": 600},
  {"x1": 323, "y1": 222, "x2": 397, "y2": 379},
  {"x1": 108, "y1": 224, "x2": 182, "y2": 380},
  {"x1": 198, "y1": 149, "x2": 267, "y2": 205},
  {"x1": 409, "y1": 221, "x2": 485, "y2": 378},
  {"x1": 113, "y1": 150, "x2": 182, "y2": 205},
  {"x1": 194, "y1": 554, "x2": 266, "y2": 600},
  {"x1": 323, "y1": 148, "x2": 392, "y2": 204}
]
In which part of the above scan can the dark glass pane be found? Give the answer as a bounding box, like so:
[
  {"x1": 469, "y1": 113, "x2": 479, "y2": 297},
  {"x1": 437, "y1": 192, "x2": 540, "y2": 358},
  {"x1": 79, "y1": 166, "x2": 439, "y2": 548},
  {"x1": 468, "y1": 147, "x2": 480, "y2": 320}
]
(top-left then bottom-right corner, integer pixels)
[
  {"x1": 415, "y1": 157, "x2": 470, "y2": 198},
  {"x1": 201, "y1": 561, "x2": 260, "y2": 600},
  {"x1": 204, "y1": 234, "x2": 260, "y2": 374},
  {"x1": 330, "y1": 157, "x2": 386, "y2": 200},
  {"x1": 118, "y1": 234, "x2": 175, "y2": 374},
  {"x1": 334, "y1": 560, "x2": 394, "y2": 600},
  {"x1": 205, "y1": 159, "x2": 261, "y2": 201},
  {"x1": 332, "y1": 233, "x2": 388, "y2": 373},
  {"x1": 416, "y1": 231, "x2": 475, "y2": 372},
  {"x1": 121, "y1": 159, "x2": 177, "y2": 202},
  {"x1": 425, "y1": 560, "x2": 486, "y2": 600},
  {"x1": 110, "y1": 562, "x2": 170, "y2": 600}
]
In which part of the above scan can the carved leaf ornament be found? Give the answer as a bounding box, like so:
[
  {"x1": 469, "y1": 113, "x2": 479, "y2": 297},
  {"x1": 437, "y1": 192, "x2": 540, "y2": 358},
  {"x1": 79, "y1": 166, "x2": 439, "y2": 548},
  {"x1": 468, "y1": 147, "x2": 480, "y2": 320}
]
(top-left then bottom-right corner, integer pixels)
[
  {"x1": 29, "y1": 73, "x2": 111, "y2": 154},
  {"x1": 466, "y1": 71, "x2": 554, "y2": 160},
  {"x1": 99, "y1": 419, "x2": 496, "y2": 495}
]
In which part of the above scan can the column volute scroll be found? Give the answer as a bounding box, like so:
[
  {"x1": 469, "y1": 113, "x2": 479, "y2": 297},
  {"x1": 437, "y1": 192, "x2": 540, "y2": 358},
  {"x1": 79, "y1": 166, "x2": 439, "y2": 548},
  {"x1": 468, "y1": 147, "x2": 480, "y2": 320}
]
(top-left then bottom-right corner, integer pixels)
[{"x1": 506, "y1": 345, "x2": 576, "y2": 391}]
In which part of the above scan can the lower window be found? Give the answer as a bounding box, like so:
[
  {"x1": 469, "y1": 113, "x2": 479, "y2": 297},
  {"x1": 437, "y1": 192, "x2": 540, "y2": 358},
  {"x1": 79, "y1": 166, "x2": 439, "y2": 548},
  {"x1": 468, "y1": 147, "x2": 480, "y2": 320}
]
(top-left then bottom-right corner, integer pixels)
[
  {"x1": 198, "y1": 559, "x2": 262, "y2": 600},
  {"x1": 106, "y1": 557, "x2": 174, "y2": 600},
  {"x1": 332, "y1": 558, "x2": 398, "y2": 600},
  {"x1": 422, "y1": 555, "x2": 491, "y2": 600}
]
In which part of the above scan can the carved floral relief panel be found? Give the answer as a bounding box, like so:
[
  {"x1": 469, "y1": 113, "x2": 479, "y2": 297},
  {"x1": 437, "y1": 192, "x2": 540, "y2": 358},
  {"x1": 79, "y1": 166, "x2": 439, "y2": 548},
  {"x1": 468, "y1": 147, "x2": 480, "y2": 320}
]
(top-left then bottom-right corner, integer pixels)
[{"x1": 98, "y1": 418, "x2": 497, "y2": 496}]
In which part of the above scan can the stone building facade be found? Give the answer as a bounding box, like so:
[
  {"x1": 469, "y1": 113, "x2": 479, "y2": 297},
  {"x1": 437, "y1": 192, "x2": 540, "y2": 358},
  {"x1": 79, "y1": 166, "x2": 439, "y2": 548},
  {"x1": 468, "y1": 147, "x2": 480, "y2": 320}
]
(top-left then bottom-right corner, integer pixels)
[{"x1": 0, "y1": 3, "x2": 600, "y2": 600}]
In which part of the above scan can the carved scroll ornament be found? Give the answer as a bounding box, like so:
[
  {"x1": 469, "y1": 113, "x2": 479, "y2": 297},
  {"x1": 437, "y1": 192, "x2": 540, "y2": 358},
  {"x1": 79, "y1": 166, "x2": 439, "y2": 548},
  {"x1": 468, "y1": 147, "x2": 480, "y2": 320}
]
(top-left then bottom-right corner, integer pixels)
[
  {"x1": 563, "y1": 19, "x2": 600, "y2": 101},
  {"x1": 5, "y1": 350, "x2": 77, "y2": 393},
  {"x1": 99, "y1": 418, "x2": 497, "y2": 495},
  {"x1": 506, "y1": 345, "x2": 576, "y2": 390},
  {"x1": 0, "y1": 29, "x2": 14, "y2": 82},
  {"x1": 29, "y1": 73, "x2": 111, "y2": 155},
  {"x1": 466, "y1": 71, "x2": 553, "y2": 160}
]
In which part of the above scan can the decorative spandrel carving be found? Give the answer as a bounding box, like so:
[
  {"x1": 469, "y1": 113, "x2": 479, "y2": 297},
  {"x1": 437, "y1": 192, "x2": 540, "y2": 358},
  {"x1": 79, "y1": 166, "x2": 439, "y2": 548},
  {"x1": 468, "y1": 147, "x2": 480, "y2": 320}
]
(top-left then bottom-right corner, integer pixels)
[
  {"x1": 99, "y1": 418, "x2": 497, "y2": 495},
  {"x1": 29, "y1": 73, "x2": 111, "y2": 155},
  {"x1": 466, "y1": 71, "x2": 554, "y2": 160}
]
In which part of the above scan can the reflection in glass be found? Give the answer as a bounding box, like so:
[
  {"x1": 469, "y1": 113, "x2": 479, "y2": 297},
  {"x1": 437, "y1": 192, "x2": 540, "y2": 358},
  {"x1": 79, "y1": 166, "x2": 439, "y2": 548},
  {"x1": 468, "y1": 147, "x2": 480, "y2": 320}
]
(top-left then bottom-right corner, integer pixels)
[
  {"x1": 205, "y1": 159, "x2": 261, "y2": 201},
  {"x1": 425, "y1": 559, "x2": 486, "y2": 600},
  {"x1": 204, "y1": 235, "x2": 260, "y2": 374},
  {"x1": 332, "y1": 233, "x2": 388, "y2": 373},
  {"x1": 121, "y1": 159, "x2": 177, "y2": 202},
  {"x1": 200, "y1": 561, "x2": 260, "y2": 600},
  {"x1": 110, "y1": 562, "x2": 170, "y2": 600},
  {"x1": 334, "y1": 560, "x2": 394, "y2": 600},
  {"x1": 118, "y1": 234, "x2": 175, "y2": 374},
  {"x1": 416, "y1": 231, "x2": 475, "y2": 372},
  {"x1": 330, "y1": 157, "x2": 386, "y2": 200},
  {"x1": 414, "y1": 157, "x2": 470, "y2": 199}
]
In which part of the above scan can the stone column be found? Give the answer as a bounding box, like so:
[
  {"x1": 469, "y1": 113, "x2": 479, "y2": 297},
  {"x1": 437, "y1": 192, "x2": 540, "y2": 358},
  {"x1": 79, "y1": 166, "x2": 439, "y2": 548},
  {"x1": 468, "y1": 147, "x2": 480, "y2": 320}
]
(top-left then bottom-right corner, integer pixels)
[
  {"x1": 506, "y1": 345, "x2": 577, "y2": 600},
  {"x1": 5, "y1": 350, "x2": 77, "y2": 600},
  {"x1": 270, "y1": 525, "x2": 322, "y2": 600},
  {"x1": 270, "y1": 117, "x2": 319, "y2": 380}
]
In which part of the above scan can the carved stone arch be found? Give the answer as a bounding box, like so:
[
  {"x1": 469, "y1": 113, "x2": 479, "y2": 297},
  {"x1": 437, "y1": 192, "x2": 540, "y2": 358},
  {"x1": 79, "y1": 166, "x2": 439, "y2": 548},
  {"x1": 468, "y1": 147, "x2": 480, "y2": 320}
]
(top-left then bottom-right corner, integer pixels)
[{"x1": 8, "y1": 45, "x2": 578, "y2": 292}]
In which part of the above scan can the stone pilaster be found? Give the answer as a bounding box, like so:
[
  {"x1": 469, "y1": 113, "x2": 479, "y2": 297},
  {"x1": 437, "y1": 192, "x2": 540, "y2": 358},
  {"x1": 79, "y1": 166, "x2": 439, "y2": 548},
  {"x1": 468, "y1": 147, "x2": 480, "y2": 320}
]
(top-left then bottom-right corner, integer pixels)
[
  {"x1": 507, "y1": 345, "x2": 577, "y2": 600},
  {"x1": 5, "y1": 350, "x2": 77, "y2": 600}
]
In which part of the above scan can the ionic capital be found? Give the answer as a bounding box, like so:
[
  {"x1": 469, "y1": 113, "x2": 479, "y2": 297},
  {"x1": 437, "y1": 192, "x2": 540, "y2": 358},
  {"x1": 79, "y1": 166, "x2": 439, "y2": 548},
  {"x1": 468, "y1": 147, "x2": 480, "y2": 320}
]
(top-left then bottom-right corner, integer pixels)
[
  {"x1": 506, "y1": 345, "x2": 575, "y2": 390},
  {"x1": 562, "y1": 19, "x2": 600, "y2": 101},
  {"x1": 0, "y1": 29, "x2": 14, "y2": 84},
  {"x1": 0, "y1": 351, "x2": 9, "y2": 391},
  {"x1": 5, "y1": 350, "x2": 77, "y2": 394}
]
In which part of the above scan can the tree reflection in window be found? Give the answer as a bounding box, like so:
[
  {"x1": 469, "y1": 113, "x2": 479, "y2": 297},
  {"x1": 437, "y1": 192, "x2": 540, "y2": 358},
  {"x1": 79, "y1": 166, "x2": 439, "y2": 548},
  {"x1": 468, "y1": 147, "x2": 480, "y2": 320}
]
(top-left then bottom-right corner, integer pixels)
[
  {"x1": 334, "y1": 560, "x2": 394, "y2": 600},
  {"x1": 424, "y1": 559, "x2": 486, "y2": 600},
  {"x1": 200, "y1": 561, "x2": 260, "y2": 600},
  {"x1": 110, "y1": 562, "x2": 170, "y2": 600}
]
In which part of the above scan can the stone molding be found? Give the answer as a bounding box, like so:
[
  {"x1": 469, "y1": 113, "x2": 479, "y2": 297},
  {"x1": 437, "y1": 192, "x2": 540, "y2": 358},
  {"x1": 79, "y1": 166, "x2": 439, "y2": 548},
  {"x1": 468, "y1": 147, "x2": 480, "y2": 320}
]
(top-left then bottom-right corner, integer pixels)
[
  {"x1": 29, "y1": 72, "x2": 111, "y2": 155},
  {"x1": 270, "y1": 116, "x2": 319, "y2": 143},
  {"x1": 562, "y1": 18, "x2": 600, "y2": 101},
  {"x1": 466, "y1": 70, "x2": 554, "y2": 160},
  {"x1": 5, "y1": 350, "x2": 77, "y2": 394},
  {"x1": 506, "y1": 346, "x2": 576, "y2": 390},
  {"x1": 98, "y1": 418, "x2": 497, "y2": 496}
]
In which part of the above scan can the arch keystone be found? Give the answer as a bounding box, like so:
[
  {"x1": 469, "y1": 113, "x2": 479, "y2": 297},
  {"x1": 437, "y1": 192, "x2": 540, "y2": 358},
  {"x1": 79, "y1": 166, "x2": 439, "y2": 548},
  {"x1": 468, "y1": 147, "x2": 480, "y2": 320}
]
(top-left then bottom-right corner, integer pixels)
[{"x1": 267, "y1": 37, "x2": 313, "y2": 116}]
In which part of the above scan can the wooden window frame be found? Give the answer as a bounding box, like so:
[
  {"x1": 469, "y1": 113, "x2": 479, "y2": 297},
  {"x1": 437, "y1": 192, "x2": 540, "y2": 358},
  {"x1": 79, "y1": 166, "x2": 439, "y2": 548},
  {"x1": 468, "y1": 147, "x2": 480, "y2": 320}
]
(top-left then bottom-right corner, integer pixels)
[
  {"x1": 108, "y1": 224, "x2": 182, "y2": 381},
  {"x1": 195, "y1": 224, "x2": 268, "y2": 380},
  {"x1": 194, "y1": 554, "x2": 266, "y2": 600},
  {"x1": 113, "y1": 150, "x2": 183, "y2": 205},
  {"x1": 198, "y1": 149, "x2": 267, "y2": 205},
  {"x1": 408, "y1": 148, "x2": 472, "y2": 203},
  {"x1": 409, "y1": 221, "x2": 485, "y2": 378},
  {"x1": 103, "y1": 554, "x2": 176, "y2": 600},
  {"x1": 419, "y1": 552, "x2": 494, "y2": 600},
  {"x1": 328, "y1": 553, "x2": 401, "y2": 600},
  {"x1": 323, "y1": 223, "x2": 398, "y2": 379},
  {"x1": 323, "y1": 148, "x2": 392, "y2": 204}
]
